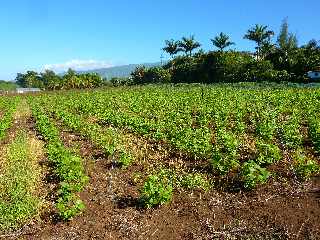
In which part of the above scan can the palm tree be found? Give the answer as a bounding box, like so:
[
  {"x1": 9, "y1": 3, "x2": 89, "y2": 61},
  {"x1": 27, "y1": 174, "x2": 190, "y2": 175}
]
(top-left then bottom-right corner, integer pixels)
[
  {"x1": 162, "y1": 39, "x2": 182, "y2": 58},
  {"x1": 179, "y1": 35, "x2": 201, "y2": 57},
  {"x1": 211, "y1": 32, "x2": 235, "y2": 52},
  {"x1": 244, "y1": 24, "x2": 274, "y2": 59}
]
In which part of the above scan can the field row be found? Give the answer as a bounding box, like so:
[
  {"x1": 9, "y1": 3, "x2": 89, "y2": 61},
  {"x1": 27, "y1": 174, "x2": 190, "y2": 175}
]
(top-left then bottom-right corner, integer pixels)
[{"x1": 31, "y1": 86, "x2": 320, "y2": 183}]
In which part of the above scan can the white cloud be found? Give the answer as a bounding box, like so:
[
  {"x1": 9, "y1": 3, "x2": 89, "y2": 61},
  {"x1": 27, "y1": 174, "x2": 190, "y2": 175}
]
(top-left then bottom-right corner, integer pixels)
[{"x1": 43, "y1": 59, "x2": 113, "y2": 72}]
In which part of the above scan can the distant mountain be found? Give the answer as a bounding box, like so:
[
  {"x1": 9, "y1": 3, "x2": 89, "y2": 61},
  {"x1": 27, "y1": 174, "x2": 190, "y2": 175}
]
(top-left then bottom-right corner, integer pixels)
[{"x1": 79, "y1": 62, "x2": 163, "y2": 79}]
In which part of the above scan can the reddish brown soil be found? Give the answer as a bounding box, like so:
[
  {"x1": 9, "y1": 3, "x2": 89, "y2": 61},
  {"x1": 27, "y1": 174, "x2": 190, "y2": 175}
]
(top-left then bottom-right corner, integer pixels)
[{"x1": 4, "y1": 128, "x2": 320, "y2": 240}]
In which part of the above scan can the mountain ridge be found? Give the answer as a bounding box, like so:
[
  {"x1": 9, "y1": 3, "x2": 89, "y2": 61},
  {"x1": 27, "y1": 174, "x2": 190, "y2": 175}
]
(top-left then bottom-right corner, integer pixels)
[{"x1": 78, "y1": 62, "x2": 163, "y2": 79}]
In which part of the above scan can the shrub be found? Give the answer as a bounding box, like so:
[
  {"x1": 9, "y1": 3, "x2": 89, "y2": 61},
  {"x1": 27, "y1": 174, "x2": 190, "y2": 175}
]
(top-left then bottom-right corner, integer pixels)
[
  {"x1": 145, "y1": 67, "x2": 171, "y2": 84},
  {"x1": 240, "y1": 160, "x2": 270, "y2": 189},
  {"x1": 294, "y1": 149, "x2": 320, "y2": 180},
  {"x1": 170, "y1": 57, "x2": 201, "y2": 83},
  {"x1": 279, "y1": 120, "x2": 303, "y2": 148},
  {"x1": 179, "y1": 173, "x2": 210, "y2": 191},
  {"x1": 139, "y1": 170, "x2": 173, "y2": 208},
  {"x1": 110, "y1": 77, "x2": 133, "y2": 87},
  {"x1": 131, "y1": 66, "x2": 171, "y2": 85},
  {"x1": 210, "y1": 131, "x2": 240, "y2": 175},
  {"x1": 131, "y1": 66, "x2": 147, "y2": 85},
  {"x1": 256, "y1": 141, "x2": 281, "y2": 165}
]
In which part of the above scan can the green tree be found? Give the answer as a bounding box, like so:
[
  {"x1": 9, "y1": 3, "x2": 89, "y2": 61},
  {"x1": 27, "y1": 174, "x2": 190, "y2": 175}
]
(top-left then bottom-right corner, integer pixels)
[
  {"x1": 267, "y1": 18, "x2": 299, "y2": 75},
  {"x1": 63, "y1": 68, "x2": 79, "y2": 89},
  {"x1": 41, "y1": 70, "x2": 62, "y2": 90},
  {"x1": 15, "y1": 73, "x2": 26, "y2": 87},
  {"x1": 179, "y1": 35, "x2": 201, "y2": 57},
  {"x1": 277, "y1": 18, "x2": 298, "y2": 52},
  {"x1": 15, "y1": 71, "x2": 43, "y2": 88},
  {"x1": 162, "y1": 39, "x2": 182, "y2": 58},
  {"x1": 304, "y1": 39, "x2": 320, "y2": 51},
  {"x1": 211, "y1": 32, "x2": 235, "y2": 52},
  {"x1": 244, "y1": 24, "x2": 274, "y2": 60}
]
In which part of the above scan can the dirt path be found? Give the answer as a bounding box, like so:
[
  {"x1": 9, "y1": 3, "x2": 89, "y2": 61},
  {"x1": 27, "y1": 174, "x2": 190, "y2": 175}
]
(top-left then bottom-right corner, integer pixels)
[{"x1": 13, "y1": 127, "x2": 319, "y2": 240}]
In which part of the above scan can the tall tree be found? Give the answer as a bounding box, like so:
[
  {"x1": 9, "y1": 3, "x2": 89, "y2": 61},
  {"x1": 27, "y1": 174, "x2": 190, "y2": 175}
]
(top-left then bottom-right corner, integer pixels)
[
  {"x1": 41, "y1": 70, "x2": 62, "y2": 90},
  {"x1": 179, "y1": 35, "x2": 201, "y2": 57},
  {"x1": 304, "y1": 39, "x2": 320, "y2": 51},
  {"x1": 244, "y1": 24, "x2": 274, "y2": 59},
  {"x1": 63, "y1": 68, "x2": 79, "y2": 89},
  {"x1": 211, "y1": 32, "x2": 235, "y2": 52},
  {"x1": 15, "y1": 71, "x2": 43, "y2": 88},
  {"x1": 162, "y1": 39, "x2": 182, "y2": 58},
  {"x1": 277, "y1": 18, "x2": 298, "y2": 52},
  {"x1": 267, "y1": 18, "x2": 299, "y2": 72}
]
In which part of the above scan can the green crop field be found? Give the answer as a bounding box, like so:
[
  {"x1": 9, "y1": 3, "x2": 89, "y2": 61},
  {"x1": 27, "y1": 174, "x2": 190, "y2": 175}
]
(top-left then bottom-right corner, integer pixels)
[{"x1": 0, "y1": 83, "x2": 319, "y2": 238}]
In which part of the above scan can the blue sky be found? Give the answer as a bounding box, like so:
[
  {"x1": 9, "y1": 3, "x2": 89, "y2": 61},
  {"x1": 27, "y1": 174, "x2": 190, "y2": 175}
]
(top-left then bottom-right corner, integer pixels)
[{"x1": 0, "y1": 0, "x2": 319, "y2": 80}]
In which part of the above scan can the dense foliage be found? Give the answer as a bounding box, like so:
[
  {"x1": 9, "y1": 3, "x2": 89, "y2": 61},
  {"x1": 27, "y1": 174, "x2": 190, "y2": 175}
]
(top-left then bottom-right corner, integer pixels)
[
  {"x1": 14, "y1": 21, "x2": 319, "y2": 89},
  {"x1": 0, "y1": 97, "x2": 19, "y2": 140},
  {"x1": 127, "y1": 19, "x2": 320, "y2": 86},
  {"x1": 16, "y1": 69, "x2": 103, "y2": 90},
  {"x1": 0, "y1": 80, "x2": 17, "y2": 91},
  {"x1": 29, "y1": 84, "x2": 320, "y2": 190}
]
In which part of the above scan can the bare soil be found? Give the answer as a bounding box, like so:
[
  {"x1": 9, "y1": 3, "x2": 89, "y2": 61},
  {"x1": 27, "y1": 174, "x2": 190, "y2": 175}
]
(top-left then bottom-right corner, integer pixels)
[{"x1": 9, "y1": 127, "x2": 319, "y2": 240}]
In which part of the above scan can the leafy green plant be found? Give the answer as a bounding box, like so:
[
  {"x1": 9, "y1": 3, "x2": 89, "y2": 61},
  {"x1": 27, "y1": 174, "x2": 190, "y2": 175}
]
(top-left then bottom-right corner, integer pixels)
[
  {"x1": 210, "y1": 148, "x2": 240, "y2": 175},
  {"x1": 255, "y1": 114, "x2": 277, "y2": 141},
  {"x1": 56, "y1": 194, "x2": 85, "y2": 221},
  {"x1": 210, "y1": 129, "x2": 240, "y2": 174},
  {"x1": 279, "y1": 115, "x2": 302, "y2": 149},
  {"x1": 118, "y1": 151, "x2": 133, "y2": 168},
  {"x1": 0, "y1": 97, "x2": 19, "y2": 140},
  {"x1": 140, "y1": 170, "x2": 173, "y2": 208},
  {"x1": 240, "y1": 160, "x2": 270, "y2": 189},
  {"x1": 293, "y1": 149, "x2": 320, "y2": 181},
  {"x1": 179, "y1": 173, "x2": 210, "y2": 191},
  {"x1": 28, "y1": 84, "x2": 320, "y2": 197},
  {"x1": 309, "y1": 116, "x2": 320, "y2": 153},
  {"x1": 256, "y1": 141, "x2": 281, "y2": 165}
]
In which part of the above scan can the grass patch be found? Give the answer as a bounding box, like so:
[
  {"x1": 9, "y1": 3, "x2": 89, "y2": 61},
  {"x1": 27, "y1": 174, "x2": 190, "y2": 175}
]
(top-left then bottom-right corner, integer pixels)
[{"x1": 0, "y1": 131, "x2": 43, "y2": 231}]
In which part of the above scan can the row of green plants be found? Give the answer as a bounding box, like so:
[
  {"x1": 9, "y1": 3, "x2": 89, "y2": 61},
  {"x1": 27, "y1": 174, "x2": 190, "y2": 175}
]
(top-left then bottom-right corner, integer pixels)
[
  {"x1": 29, "y1": 99, "x2": 88, "y2": 220},
  {"x1": 32, "y1": 86, "x2": 320, "y2": 193},
  {"x1": 0, "y1": 97, "x2": 19, "y2": 140},
  {"x1": 139, "y1": 169, "x2": 210, "y2": 208},
  {"x1": 32, "y1": 95, "x2": 133, "y2": 168}
]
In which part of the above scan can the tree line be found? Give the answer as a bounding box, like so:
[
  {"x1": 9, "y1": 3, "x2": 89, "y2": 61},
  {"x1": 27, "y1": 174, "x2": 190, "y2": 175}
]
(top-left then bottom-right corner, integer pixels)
[
  {"x1": 114, "y1": 19, "x2": 320, "y2": 86},
  {"x1": 15, "y1": 69, "x2": 103, "y2": 90},
  {"x1": 16, "y1": 19, "x2": 320, "y2": 89}
]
